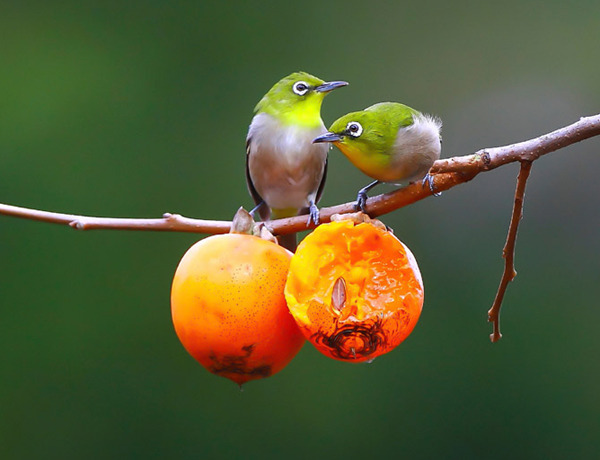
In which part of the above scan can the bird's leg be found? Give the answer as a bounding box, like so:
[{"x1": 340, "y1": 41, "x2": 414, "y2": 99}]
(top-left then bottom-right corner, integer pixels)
[
  {"x1": 355, "y1": 180, "x2": 380, "y2": 212},
  {"x1": 422, "y1": 173, "x2": 442, "y2": 197},
  {"x1": 307, "y1": 200, "x2": 320, "y2": 226},
  {"x1": 249, "y1": 201, "x2": 266, "y2": 219}
]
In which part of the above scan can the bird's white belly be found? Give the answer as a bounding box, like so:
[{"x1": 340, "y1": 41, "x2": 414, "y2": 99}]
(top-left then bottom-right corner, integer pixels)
[{"x1": 248, "y1": 114, "x2": 327, "y2": 210}]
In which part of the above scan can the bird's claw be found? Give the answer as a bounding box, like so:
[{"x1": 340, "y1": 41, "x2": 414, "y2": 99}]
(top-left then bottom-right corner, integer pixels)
[
  {"x1": 355, "y1": 191, "x2": 368, "y2": 212},
  {"x1": 308, "y1": 203, "x2": 320, "y2": 226},
  {"x1": 422, "y1": 173, "x2": 442, "y2": 197},
  {"x1": 354, "y1": 180, "x2": 378, "y2": 212}
]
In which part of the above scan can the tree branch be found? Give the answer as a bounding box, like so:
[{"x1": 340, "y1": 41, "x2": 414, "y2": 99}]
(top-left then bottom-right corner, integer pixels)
[
  {"x1": 1, "y1": 114, "x2": 599, "y2": 236},
  {"x1": 0, "y1": 204, "x2": 231, "y2": 233}
]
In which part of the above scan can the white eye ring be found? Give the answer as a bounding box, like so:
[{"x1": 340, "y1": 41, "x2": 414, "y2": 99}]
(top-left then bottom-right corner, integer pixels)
[
  {"x1": 292, "y1": 81, "x2": 309, "y2": 96},
  {"x1": 346, "y1": 121, "x2": 363, "y2": 137}
]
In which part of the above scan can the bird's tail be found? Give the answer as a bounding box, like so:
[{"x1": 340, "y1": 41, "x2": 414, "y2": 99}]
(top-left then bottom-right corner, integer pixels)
[{"x1": 277, "y1": 233, "x2": 297, "y2": 252}]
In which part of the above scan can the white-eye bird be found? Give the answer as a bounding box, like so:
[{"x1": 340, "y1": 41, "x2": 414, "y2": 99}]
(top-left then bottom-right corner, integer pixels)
[
  {"x1": 313, "y1": 102, "x2": 442, "y2": 211},
  {"x1": 246, "y1": 71, "x2": 347, "y2": 250}
]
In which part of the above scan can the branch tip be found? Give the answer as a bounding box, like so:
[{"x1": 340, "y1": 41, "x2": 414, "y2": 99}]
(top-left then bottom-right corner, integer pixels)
[{"x1": 490, "y1": 331, "x2": 502, "y2": 343}]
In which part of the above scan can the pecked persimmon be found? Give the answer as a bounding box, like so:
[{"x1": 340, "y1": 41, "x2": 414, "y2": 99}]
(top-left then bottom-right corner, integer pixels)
[
  {"x1": 285, "y1": 215, "x2": 424, "y2": 362},
  {"x1": 171, "y1": 233, "x2": 305, "y2": 385}
]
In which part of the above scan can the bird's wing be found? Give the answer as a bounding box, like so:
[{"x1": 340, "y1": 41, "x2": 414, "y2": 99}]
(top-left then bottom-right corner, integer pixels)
[
  {"x1": 245, "y1": 137, "x2": 270, "y2": 220},
  {"x1": 314, "y1": 156, "x2": 328, "y2": 206}
]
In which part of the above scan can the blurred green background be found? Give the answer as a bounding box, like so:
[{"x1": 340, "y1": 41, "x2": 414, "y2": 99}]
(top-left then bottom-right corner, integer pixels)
[{"x1": 1, "y1": 1, "x2": 599, "y2": 459}]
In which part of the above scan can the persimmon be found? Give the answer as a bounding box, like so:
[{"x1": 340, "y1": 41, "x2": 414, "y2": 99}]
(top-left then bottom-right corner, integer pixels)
[
  {"x1": 171, "y1": 233, "x2": 305, "y2": 385},
  {"x1": 285, "y1": 215, "x2": 424, "y2": 362}
]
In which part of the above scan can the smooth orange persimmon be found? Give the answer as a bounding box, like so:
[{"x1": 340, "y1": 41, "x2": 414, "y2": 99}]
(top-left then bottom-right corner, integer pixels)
[
  {"x1": 171, "y1": 233, "x2": 305, "y2": 385},
  {"x1": 285, "y1": 218, "x2": 424, "y2": 363}
]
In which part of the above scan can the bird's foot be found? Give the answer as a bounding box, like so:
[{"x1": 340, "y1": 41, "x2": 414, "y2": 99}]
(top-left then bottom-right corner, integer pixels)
[
  {"x1": 355, "y1": 191, "x2": 369, "y2": 213},
  {"x1": 307, "y1": 203, "x2": 320, "y2": 226},
  {"x1": 422, "y1": 173, "x2": 442, "y2": 197},
  {"x1": 354, "y1": 180, "x2": 379, "y2": 212}
]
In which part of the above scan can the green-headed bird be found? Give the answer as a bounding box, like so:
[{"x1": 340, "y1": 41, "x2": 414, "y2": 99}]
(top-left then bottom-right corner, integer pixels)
[
  {"x1": 246, "y1": 71, "x2": 347, "y2": 250},
  {"x1": 313, "y1": 102, "x2": 442, "y2": 210}
]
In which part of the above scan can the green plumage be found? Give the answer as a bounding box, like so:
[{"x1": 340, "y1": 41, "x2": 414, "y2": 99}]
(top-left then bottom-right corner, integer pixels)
[
  {"x1": 254, "y1": 72, "x2": 324, "y2": 114},
  {"x1": 328, "y1": 102, "x2": 418, "y2": 158}
]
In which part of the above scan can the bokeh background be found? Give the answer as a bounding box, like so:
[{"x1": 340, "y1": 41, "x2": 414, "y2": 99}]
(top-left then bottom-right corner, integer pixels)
[{"x1": 1, "y1": 1, "x2": 599, "y2": 459}]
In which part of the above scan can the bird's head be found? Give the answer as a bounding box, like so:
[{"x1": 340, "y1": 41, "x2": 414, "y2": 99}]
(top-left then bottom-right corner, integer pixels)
[
  {"x1": 313, "y1": 103, "x2": 417, "y2": 177},
  {"x1": 313, "y1": 109, "x2": 395, "y2": 158},
  {"x1": 255, "y1": 71, "x2": 348, "y2": 127}
]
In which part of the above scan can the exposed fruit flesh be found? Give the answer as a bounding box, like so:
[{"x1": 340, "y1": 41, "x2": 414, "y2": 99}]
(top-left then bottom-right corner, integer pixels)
[{"x1": 285, "y1": 220, "x2": 423, "y2": 362}]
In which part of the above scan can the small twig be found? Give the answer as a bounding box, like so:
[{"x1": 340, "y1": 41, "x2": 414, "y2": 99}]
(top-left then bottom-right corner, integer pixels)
[{"x1": 487, "y1": 161, "x2": 533, "y2": 342}]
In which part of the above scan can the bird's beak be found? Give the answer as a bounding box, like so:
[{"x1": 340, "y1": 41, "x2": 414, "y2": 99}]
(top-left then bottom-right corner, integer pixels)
[
  {"x1": 315, "y1": 81, "x2": 348, "y2": 93},
  {"x1": 313, "y1": 132, "x2": 344, "y2": 144}
]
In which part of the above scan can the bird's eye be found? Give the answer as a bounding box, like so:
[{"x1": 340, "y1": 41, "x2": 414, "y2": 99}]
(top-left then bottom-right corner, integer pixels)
[
  {"x1": 346, "y1": 121, "x2": 363, "y2": 137},
  {"x1": 292, "y1": 81, "x2": 309, "y2": 96}
]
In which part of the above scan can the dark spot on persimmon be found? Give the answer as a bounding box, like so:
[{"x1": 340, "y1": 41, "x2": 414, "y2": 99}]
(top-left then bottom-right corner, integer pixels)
[
  {"x1": 208, "y1": 345, "x2": 272, "y2": 378},
  {"x1": 311, "y1": 318, "x2": 387, "y2": 361}
]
